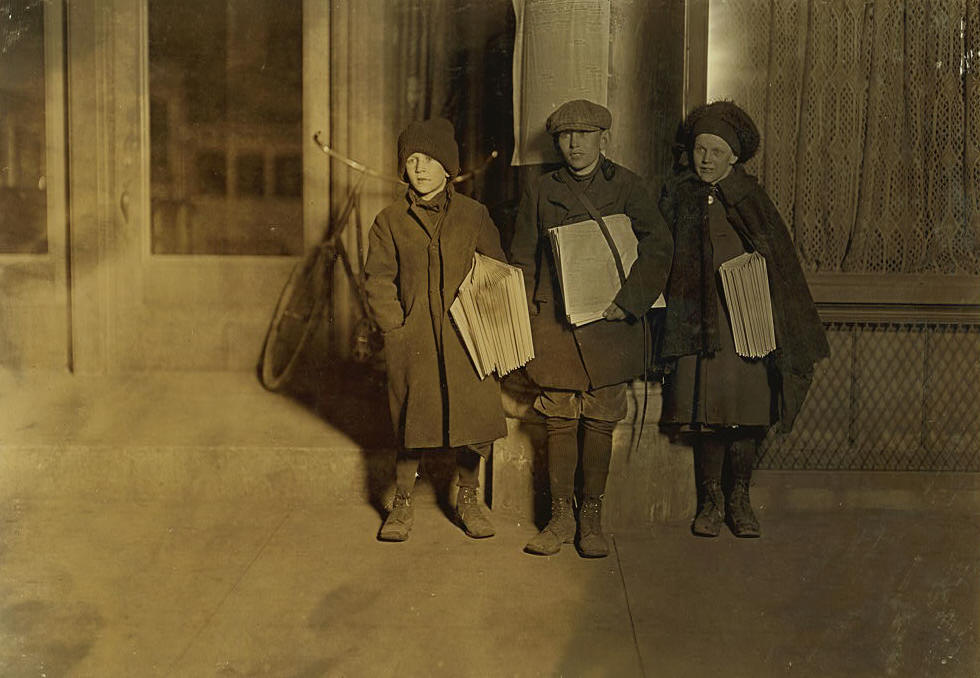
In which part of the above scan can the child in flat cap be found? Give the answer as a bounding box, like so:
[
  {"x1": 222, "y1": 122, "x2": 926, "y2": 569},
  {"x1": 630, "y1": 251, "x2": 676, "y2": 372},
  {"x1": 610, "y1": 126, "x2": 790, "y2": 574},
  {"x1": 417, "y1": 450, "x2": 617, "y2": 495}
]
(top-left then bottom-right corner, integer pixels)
[
  {"x1": 364, "y1": 117, "x2": 507, "y2": 541},
  {"x1": 509, "y1": 99, "x2": 674, "y2": 557},
  {"x1": 657, "y1": 100, "x2": 829, "y2": 538}
]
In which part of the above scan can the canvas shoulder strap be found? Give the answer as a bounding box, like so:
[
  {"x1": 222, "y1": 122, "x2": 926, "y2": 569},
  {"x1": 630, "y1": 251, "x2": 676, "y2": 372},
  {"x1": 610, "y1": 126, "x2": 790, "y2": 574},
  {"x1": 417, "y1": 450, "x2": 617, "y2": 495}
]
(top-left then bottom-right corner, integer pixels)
[{"x1": 559, "y1": 172, "x2": 628, "y2": 285}]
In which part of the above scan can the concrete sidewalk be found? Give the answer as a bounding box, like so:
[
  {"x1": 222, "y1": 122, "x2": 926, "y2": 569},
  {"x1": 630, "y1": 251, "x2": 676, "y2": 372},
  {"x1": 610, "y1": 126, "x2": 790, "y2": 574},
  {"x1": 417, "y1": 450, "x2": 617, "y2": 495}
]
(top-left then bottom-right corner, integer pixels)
[
  {"x1": 1, "y1": 495, "x2": 977, "y2": 677},
  {"x1": 1, "y1": 369, "x2": 978, "y2": 676}
]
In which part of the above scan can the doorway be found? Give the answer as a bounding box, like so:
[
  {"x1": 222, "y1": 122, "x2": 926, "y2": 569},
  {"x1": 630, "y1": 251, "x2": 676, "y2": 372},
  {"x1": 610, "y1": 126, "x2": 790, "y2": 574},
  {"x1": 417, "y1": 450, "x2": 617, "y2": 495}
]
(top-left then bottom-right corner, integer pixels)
[{"x1": 51, "y1": 0, "x2": 329, "y2": 372}]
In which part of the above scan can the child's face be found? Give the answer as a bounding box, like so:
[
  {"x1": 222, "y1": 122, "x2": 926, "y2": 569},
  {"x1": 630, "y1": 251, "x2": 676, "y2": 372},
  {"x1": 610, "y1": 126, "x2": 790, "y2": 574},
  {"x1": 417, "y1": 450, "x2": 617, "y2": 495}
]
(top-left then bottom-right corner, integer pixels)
[
  {"x1": 692, "y1": 133, "x2": 737, "y2": 184},
  {"x1": 405, "y1": 153, "x2": 449, "y2": 198},
  {"x1": 556, "y1": 129, "x2": 607, "y2": 175}
]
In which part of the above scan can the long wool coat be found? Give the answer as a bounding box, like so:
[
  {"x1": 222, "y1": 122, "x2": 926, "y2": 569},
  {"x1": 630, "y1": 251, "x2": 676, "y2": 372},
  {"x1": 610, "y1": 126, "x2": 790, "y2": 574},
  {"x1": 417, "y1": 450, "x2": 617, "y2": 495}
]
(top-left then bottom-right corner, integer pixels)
[
  {"x1": 658, "y1": 165, "x2": 830, "y2": 432},
  {"x1": 509, "y1": 158, "x2": 674, "y2": 391},
  {"x1": 364, "y1": 187, "x2": 508, "y2": 450}
]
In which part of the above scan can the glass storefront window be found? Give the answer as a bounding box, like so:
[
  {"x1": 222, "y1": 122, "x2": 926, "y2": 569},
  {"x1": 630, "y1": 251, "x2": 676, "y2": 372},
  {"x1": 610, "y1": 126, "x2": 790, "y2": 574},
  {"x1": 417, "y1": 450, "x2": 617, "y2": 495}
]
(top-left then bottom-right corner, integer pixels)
[
  {"x1": 148, "y1": 0, "x2": 303, "y2": 255},
  {"x1": 0, "y1": 0, "x2": 48, "y2": 254}
]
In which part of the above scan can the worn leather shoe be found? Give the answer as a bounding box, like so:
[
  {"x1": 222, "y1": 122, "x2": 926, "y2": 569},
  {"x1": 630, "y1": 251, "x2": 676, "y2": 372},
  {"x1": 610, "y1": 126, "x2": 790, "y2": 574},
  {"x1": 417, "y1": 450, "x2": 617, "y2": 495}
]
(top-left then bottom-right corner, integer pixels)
[
  {"x1": 525, "y1": 496, "x2": 576, "y2": 555},
  {"x1": 728, "y1": 478, "x2": 761, "y2": 538},
  {"x1": 693, "y1": 480, "x2": 725, "y2": 537},
  {"x1": 455, "y1": 486, "x2": 496, "y2": 538},
  {"x1": 379, "y1": 491, "x2": 414, "y2": 541},
  {"x1": 577, "y1": 495, "x2": 609, "y2": 558}
]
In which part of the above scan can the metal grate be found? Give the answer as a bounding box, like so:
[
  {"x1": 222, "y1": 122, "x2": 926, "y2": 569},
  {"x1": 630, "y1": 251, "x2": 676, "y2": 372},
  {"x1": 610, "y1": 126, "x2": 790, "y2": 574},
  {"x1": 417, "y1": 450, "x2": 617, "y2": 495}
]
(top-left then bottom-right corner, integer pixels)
[{"x1": 759, "y1": 321, "x2": 980, "y2": 470}]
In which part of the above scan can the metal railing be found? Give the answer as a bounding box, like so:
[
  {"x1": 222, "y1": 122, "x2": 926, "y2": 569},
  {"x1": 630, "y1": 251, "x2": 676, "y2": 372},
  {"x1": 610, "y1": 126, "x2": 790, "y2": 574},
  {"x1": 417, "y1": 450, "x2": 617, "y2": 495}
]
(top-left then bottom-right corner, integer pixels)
[{"x1": 759, "y1": 276, "x2": 980, "y2": 471}]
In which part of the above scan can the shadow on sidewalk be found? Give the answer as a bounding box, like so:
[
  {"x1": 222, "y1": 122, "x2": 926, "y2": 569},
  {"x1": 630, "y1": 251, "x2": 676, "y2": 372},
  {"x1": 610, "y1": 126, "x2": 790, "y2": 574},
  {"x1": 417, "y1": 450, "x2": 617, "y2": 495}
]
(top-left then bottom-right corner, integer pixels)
[{"x1": 263, "y1": 350, "x2": 459, "y2": 522}]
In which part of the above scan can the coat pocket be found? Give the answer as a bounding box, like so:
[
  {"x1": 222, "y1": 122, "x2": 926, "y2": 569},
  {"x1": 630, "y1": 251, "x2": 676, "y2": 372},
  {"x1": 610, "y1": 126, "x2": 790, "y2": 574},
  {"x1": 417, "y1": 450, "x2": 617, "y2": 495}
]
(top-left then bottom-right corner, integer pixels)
[{"x1": 382, "y1": 323, "x2": 410, "y2": 402}]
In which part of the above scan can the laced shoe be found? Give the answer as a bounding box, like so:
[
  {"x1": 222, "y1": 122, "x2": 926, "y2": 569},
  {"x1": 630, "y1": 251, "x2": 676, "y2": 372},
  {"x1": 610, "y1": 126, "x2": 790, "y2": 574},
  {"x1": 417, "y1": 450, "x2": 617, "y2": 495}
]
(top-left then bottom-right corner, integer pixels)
[
  {"x1": 524, "y1": 496, "x2": 576, "y2": 555},
  {"x1": 728, "y1": 478, "x2": 761, "y2": 538},
  {"x1": 378, "y1": 490, "x2": 414, "y2": 542},
  {"x1": 692, "y1": 480, "x2": 725, "y2": 537},
  {"x1": 578, "y1": 495, "x2": 609, "y2": 558},
  {"x1": 455, "y1": 486, "x2": 496, "y2": 538}
]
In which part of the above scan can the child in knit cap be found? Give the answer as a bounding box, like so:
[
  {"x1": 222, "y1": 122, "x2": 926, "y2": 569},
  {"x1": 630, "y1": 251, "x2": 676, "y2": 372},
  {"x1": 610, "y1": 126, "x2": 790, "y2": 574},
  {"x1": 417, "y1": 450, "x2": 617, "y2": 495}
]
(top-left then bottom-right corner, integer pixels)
[{"x1": 364, "y1": 118, "x2": 507, "y2": 541}]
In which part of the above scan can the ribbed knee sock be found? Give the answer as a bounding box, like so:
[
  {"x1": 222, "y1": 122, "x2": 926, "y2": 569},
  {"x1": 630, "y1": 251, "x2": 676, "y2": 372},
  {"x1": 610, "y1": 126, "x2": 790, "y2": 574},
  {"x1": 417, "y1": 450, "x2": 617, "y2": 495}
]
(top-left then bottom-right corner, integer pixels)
[
  {"x1": 582, "y1": 417, "x2": 616, "y2": 497},
  {"x1": 729, "y1": 436, "x2": 757, "y2": 479},
  {"x1": 545, "y1": 416, "x2": 578, "y2": 498},
  {"x1": 695, "y1": 434, "x2": 726, "y2": 482}
]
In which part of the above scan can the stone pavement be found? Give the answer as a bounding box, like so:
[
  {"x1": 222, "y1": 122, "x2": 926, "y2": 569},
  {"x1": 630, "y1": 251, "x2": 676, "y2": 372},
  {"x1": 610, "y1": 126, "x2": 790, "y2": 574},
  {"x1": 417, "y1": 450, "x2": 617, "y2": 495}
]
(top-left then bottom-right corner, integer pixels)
[
  {"x1": 1, "y1": 496, "x2": 977, "y2": 677},
  {"x1": 1, "y1": 369, "x2": 978, "y2": 677}
]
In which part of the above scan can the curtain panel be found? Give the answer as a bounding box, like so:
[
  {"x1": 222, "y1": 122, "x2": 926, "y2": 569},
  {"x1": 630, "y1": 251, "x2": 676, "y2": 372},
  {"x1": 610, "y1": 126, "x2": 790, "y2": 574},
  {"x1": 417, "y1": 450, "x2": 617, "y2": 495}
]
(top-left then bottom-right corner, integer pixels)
[{"x1": 708, "y1": 0, "x2": 979, "y2": 275}]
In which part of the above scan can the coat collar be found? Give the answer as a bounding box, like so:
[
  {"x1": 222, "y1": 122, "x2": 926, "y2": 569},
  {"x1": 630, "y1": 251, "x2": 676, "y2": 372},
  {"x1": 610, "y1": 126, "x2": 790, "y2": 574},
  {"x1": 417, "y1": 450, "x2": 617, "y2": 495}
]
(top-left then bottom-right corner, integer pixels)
[
  {"x1": 406, "y1": 181, "x2": 453, "y2": 210},
  {"x1": 670, "y1": 164, "x2": 756, "y2": 207},
  {"x1": 406, "y1": 183, "x2": 454, "y2": 236},
  {"x1": 715, "y1": 165, "x2": 756, "y2": 205},
  {"x1": 545, "y1": 156, "x2": 618, "y2": 212}
]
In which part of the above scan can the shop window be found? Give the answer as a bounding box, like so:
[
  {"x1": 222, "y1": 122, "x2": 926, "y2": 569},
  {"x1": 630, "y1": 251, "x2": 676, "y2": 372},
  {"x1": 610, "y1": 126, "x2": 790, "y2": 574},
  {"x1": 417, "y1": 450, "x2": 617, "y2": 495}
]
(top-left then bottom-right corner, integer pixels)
[
  {"x1": 0, "y1": 0, "x2": 48, "y2": 254},
  {"x1": 196, "y1": 151, "x2": 227, "y2": 195},
  {"x1": 274, "y1": 154, "x2": 302, "y2": 198},
  {"x1": 148, "y1": 0, "x2": 302, "y2": 255},
  {"x1": 236, "y1": 153, "x2": 265, "y2": 197}
]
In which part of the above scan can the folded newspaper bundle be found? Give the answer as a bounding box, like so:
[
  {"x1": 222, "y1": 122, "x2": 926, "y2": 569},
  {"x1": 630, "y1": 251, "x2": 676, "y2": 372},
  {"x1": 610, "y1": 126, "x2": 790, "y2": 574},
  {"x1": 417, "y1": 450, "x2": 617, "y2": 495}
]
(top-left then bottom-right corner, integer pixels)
[
  {"x1": 449, "y1": 253, "x2": 535, "y2": 379},
  {"x1": 548, "y1": 214, "x2": 665, "y2": 326},
  {"x1": 718, "y1": 251, "x2": 776, "y2": 358}
]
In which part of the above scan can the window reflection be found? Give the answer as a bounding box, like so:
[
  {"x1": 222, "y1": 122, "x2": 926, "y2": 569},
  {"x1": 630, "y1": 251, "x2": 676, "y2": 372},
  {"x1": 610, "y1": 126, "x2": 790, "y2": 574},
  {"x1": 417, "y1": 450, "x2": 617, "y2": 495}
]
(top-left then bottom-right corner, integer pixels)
[
  {"x1": 148, "y1": 0, "x2": 303, "y2": 255},
  {"x1": 0, "y1": 0, "x2": 48, "y2": 254}
]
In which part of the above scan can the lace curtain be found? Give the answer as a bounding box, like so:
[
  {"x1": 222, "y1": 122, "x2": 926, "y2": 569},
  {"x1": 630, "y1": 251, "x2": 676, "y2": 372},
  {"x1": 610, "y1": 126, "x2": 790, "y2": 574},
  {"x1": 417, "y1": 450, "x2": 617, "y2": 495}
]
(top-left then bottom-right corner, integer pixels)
[{"x1": 707, "y1": 0, "x2": 980, "y2": 274}]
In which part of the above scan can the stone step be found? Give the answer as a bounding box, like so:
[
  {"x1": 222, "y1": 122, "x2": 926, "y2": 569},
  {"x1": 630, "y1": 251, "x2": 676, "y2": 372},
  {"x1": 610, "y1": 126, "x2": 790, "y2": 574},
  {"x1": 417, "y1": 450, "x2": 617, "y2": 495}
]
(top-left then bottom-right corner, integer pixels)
[{"x1": 3, "y1": 369, "x2": 975, "y2": 531}]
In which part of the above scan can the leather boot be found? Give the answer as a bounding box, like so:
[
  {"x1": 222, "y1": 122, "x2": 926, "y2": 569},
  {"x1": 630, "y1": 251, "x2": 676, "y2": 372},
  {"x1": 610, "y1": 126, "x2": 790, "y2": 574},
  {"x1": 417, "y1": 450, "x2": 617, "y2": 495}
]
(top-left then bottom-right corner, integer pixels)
[
  {"x1": 378, "y1": 490, "x2": 413, "y2": 541},
  {"x1": 728, "y1": 478, "x2": 761, "y2": 538},
  {"x1": 525, "y1": 496, "x2": 575, "y2": 555},
  {"x1": 578, "y1": 495, "x2": 609, "y2": 558},
  {"x1": 692, "y1": 480, "x2": 725, "y2": 537},
  {"x1": 455, "y1": 486, "x2": 495, "y2": 538}
]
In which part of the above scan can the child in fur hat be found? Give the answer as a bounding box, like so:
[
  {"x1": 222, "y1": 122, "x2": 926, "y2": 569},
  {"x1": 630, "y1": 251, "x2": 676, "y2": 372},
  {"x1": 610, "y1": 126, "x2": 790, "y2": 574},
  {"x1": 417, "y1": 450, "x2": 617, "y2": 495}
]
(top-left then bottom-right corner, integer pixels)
[
  {"x1": 657, "y1": 101, "x2": 829, "y2": 538},
  {"x1": 364, "y1": 118, "x2": 507, "y2": 541}
]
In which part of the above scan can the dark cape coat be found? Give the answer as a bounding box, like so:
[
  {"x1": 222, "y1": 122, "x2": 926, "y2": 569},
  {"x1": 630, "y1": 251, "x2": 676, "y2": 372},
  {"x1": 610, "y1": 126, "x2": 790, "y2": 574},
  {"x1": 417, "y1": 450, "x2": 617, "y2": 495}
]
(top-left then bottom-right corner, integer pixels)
[
  {"x1": 364, "y1": 187, "x2": 508, "y2": 450},
  {"x1": 658, "y1": 165, "x2": 830, "y2": 431},
  {"x1": 509, "y1": 157, "x2": 674, "y2": 391}
]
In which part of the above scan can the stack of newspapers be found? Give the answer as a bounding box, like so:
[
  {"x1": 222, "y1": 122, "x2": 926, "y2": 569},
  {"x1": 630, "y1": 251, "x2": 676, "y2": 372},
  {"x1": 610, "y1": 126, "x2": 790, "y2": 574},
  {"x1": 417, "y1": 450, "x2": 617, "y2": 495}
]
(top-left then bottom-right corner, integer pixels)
[
  {"x1": 548, "y1": 214, "x2": 666, "y2": 326},
  {"x1": 718, "y1": 251, "x2": 776, "y2": 358},
  {"x1": 449, "y1": 253, "x2": 535, "y2": 379}
]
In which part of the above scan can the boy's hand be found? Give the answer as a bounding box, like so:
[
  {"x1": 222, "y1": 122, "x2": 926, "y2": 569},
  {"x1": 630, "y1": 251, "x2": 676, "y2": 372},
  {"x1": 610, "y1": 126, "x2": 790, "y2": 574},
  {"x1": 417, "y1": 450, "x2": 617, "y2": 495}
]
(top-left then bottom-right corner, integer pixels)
[{"x1": 602, "y1": 302, "x2": 627, "y2": 321}]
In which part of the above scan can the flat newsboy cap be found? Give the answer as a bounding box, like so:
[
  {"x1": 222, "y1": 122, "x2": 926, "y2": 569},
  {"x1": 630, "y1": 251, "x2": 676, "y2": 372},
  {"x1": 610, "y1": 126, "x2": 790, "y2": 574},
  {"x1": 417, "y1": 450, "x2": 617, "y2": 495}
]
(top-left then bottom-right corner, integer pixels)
[
  {"x1": 397, "y1": 117, "x2": 460, "y2": 179},
  {"x1": 545, "y1": 99, "x2": 612, "y2": 135}
]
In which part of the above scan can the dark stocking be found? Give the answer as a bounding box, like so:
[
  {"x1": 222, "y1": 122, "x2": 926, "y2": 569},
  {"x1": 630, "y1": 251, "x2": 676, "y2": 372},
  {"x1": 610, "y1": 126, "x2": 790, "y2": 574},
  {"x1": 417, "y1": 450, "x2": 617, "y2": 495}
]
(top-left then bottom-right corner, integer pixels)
[
  {"x1": 582, "y1": 417, "x2": 616, "y2": 497},
  {"x1": 545, "y1": 416, "x2": 578, "y2": 498}
]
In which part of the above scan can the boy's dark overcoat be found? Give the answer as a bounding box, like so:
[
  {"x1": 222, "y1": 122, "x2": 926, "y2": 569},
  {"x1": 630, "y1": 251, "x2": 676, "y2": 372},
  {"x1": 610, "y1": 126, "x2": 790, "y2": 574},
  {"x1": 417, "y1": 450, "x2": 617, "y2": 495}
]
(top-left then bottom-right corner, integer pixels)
[
  {"x1": 509, "y1": 157, "x2": 674, "y2": 390},
  {"x1": 365, "y1": 189, "x2": 508, "y2": 450}
]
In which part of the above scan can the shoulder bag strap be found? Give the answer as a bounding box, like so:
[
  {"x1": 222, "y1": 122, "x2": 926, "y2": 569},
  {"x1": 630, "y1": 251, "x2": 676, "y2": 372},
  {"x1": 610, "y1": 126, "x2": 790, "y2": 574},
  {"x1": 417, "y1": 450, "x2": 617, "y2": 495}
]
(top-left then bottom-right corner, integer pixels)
[{"x1": 559, "y1": 172, "x2": 628, "y2": 285}]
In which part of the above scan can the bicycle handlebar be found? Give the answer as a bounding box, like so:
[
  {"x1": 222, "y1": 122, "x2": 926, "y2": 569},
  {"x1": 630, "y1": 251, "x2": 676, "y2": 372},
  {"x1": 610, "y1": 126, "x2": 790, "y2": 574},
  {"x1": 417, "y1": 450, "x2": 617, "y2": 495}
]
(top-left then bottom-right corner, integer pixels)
[{"x1": 312, "y1": 132, "x2": 498, "y2": 185}]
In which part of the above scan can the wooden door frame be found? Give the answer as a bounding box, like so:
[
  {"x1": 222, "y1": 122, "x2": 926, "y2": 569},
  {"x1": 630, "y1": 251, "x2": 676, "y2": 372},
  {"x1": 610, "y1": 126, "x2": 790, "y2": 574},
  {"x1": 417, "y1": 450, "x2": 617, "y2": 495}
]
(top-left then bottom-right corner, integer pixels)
[
  {"x1": 65, "y1": 0, "x2": 330, "y2": 373},
  {"x1": 0, "y1": 0, "x2": 70, "y2": 369}
]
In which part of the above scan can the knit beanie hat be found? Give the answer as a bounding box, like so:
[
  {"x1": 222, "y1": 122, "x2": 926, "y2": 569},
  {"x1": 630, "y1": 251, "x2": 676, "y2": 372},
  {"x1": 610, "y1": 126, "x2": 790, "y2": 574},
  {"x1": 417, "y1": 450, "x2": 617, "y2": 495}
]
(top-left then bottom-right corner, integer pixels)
[
  {"x1": 685, "y1": 101, "x2": 760, "y2": 162},
  {"x1": 397, "y1": 118, "x2": 460, "y2": 180}
]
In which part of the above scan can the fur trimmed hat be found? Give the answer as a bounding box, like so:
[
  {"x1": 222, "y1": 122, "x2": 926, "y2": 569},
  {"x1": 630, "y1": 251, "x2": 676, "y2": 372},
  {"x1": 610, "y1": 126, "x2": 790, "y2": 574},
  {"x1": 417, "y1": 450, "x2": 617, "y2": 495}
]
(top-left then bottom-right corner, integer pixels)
[
  {"x1": 685, "y1": 100, "x2": 760, "y2": 162},
  {"x1": 397, "y1": 118, "x2": 460, "y2": 179}
]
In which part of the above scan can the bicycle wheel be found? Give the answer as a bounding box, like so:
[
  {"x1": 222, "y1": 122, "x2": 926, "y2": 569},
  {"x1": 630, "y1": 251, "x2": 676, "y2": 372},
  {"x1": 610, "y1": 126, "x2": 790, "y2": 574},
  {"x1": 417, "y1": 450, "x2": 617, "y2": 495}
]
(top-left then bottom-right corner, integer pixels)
[{"x1": 258, "y1": 246, "x2": 332, "y2": 391}]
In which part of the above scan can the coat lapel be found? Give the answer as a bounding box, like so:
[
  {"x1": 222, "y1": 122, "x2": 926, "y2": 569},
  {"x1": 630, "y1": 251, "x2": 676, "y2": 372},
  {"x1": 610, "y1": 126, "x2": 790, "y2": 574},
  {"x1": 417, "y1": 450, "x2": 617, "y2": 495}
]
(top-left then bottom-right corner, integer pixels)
[
  {"x1": 439, "y1": 197, "x2": 480, "y2": 308},
  {"x1": 407, "y1": 201, "x2": 436, "y2": 238},
  {"x1": 545, "y1": 163, "x2": 618, "y2": 224},
  {"x1": 545, "y1": 170, "x2": 577, "y2": 215}
]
